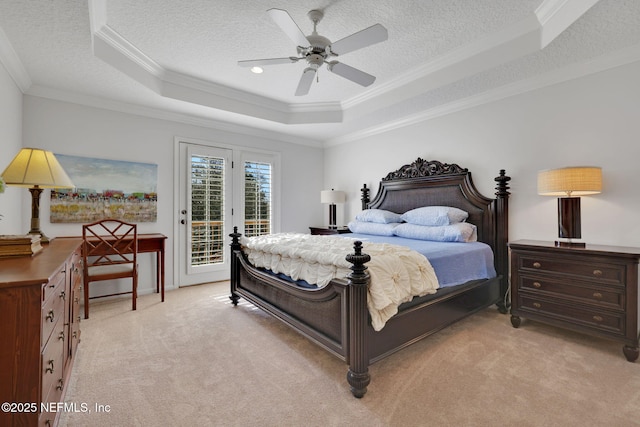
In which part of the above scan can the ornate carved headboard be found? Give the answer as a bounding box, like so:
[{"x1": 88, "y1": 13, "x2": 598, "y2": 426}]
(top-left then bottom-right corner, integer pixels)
[{"x1": 361, "y1": 158, "x2": 511, "y2": 300}]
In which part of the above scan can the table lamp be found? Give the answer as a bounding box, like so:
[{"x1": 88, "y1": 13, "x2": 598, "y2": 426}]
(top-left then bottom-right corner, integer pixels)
[
  {"x1": 538, "y1": 166, "x2": 602, "y2": 247},
  {"x1": 320, "y1": 189, "x2": 345, "y2": 228},
  {"x1": 1, "y1": 148, "x2": 75, "y2": 242}
]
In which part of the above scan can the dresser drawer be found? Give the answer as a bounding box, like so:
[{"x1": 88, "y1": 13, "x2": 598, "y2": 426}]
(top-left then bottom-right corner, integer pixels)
[
  {"x1": 42, "y1": 264, "x2": 66, "y2": 304},
  {"x1": 518, "y1": 276, "x2": 624, "y2": 311},
  {"x1": 41, "y1": 318, "x2": 65, "y2": 405},
  {"x1": 518, "y1": 255, "x2": 624, "y2": 285},
  {"x1": 518, "y1": 295, "x2": 624, "y2": 335},
  {"x1": 41, "y1": 282, "x2": 66, "y2": 347}
]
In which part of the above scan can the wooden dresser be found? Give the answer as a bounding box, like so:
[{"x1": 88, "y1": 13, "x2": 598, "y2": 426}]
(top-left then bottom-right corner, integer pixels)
[
  {"x1": 509, "y1": 240, "x2": 640, "y2": 362},
  {"x1": 0, "y1": 237, "x2": 83, "y2": 427}
]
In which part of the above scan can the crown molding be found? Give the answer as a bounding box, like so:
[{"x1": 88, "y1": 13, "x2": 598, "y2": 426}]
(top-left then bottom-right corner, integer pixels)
[
  {"x1": 0, "y1": 24, "x2": 31, "y2": 92},
  {"x1": 325, "y1": 44, "x2": 640, "y2": 147},
  {"x1": 536, "y1": 0, "x2": 601, "y2": 48},
  {"x1": 25, "y1": 84, "x2": 324, "y2": 148}
]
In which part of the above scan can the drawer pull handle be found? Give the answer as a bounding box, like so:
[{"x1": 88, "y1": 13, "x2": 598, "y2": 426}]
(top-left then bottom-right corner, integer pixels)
[
  {"x1": 59, "y1": 291, "x2": 66, "y2": 300},
  {"x1": 593, "y1": 315, "x2": 603, "y2": 322},
  {"x1": 56, "y1": 379, "x2": 64, "y2": 390},
  {"x1": 533, "y1": 262, "x2": 541, "y2": 268},
  {"x1": 46, "y1": 310, "x2": 55, "y2": 323},
  {"x1": 593, "y1": 269, "x2": 603, "y2": 277},
  {"x1": 533, "y1": 302, "x2": 541, "y2": 308},
  {"x1": 45, "y1": 360, "x2": 54, "y2": 374},
  {"x1": 533, "y1": 282, "x2": 542, "y2": 288},
  {"x1": 73, "y1": 331, "x2": 78, "y2": 339},
  {"x1": 58, "y1": 331, "x2": 65, "y2": 341},
  {"x1": 593, "y1": 292, "x2": 603, "y2": 299}
]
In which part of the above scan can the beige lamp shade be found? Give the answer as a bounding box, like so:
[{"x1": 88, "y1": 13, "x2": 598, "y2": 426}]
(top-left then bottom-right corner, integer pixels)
[
  {"x1": 321, "y1": 189, "x2": 346, "y2": 204},
  {"x1": 537, "y1": 167, "x2": 602, "y2": 197},
  {"x1": 1, "y1": 148, "x2": 74, "y2": 188}
]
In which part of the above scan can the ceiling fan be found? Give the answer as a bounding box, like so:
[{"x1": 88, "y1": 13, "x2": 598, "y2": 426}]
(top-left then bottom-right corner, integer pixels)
[{"x1": 238, "y1": 8, "x2": 388, "y2": 96}]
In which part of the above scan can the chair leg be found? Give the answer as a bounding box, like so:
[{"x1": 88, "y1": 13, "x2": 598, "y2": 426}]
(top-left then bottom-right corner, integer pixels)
[
  {"x1": 132, "y1": 274, "x2": 137, "y2": 311},
  {"x1": 84, "y1": 279, "x2": 90, "y2": 319}
]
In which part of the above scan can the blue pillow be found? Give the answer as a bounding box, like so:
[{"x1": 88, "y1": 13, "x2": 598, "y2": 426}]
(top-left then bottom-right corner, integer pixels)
[
  {"x1": 348, "y1": 220, "x2": 399, "y2": 236},
  {"x1": 355, "y1": 209, "x2": 402, "y2": 224},
  {"x1": 400, "y1": 206, "x2": 468, "y2": 226},
  {"x1": 394, "y1": 223, "x2": 477, "y2": 242}
]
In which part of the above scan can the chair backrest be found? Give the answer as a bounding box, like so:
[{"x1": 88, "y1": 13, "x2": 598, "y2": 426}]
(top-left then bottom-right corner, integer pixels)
[{"x1": 82, "y1": 219, "x2": 138, "y2": 268}]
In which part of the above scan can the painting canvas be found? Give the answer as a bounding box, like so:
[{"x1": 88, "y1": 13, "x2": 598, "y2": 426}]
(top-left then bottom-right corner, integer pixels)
[{"x1": 50, "y1": 154, "x2": 158, "y2": 223}]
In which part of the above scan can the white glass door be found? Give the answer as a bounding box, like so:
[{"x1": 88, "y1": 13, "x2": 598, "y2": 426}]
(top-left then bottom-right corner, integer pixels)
[{"x1": 178, "y1": 143, "x2": 232, "y2": 285}]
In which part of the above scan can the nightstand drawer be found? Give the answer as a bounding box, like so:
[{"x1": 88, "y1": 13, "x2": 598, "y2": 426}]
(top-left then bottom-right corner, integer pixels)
[
  {"x1": 519, "y1": 276, "x2": 624, "y2": 310},
  {"x1": 519, "y1": 296, "x2": 624, "y2": 335},
  {"x1": 518, "y1": 255, "x2": 624, "y2": 285}
]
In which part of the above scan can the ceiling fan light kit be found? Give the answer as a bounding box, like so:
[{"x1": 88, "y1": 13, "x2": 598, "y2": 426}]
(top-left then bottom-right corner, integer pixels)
[{"x1": 238, "y1": 8, "x2": 388, "y2": 96}]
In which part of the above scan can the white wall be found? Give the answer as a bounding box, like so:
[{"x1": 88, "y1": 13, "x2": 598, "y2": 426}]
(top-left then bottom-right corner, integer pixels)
[
  {"x1": 0, "y1": 61, "x2": 23, "y2": 235},
  {"x1": 20, "y1": 96, "x2": 324, "y2": 294},
  {"x1": 325, "y1": 61, "x2": 640, "y2": 248}
]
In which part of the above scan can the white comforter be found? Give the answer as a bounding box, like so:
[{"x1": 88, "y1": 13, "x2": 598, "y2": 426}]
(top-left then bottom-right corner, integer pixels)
[{"x1": 240, "y1": 233, "x2": 439, "y2": 331}]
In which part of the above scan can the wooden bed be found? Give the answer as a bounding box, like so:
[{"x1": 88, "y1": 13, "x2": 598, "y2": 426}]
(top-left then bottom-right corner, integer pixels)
[{"x1": 229, "y1": 158, "x2": 511, "y2": 397}]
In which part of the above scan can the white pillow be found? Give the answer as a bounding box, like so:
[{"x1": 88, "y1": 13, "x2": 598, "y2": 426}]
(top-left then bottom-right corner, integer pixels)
[
  {"x1": 348, "y1": 220, "x2": 399, "y2": 236},
  {"x1": 400, "y1": 206, "x2": 468, "y2": 226},
  {"x1": 394, "y1": 222, "x2": 477, "y2": 242},
  {"x1": 355, "y1": 209, "x2": 402, "y2": 224}
]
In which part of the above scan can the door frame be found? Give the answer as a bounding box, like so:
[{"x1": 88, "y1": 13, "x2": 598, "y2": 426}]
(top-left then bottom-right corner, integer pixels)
[{"x1": 173, "y1": 136, "x2": 281, "y2": 287}]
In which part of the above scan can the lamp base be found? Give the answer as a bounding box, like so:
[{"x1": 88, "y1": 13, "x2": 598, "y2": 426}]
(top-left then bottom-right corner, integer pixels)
[
  {"x1": 555, "y1": 240, "x2": 586, "y2": 248},
  {"x1": 27, "y1": 185, "x2": 52, "y2": 243}
]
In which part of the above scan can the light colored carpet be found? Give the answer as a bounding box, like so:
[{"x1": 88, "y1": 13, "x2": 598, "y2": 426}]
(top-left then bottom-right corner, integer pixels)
[{"x1": 61, "y1": 281, "x2": 640, "y2": 426}]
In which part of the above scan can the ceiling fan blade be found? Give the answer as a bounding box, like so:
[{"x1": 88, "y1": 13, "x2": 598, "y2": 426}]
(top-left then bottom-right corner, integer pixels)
[
  {"x1": 327, "y1": 61, "x2": 376, "y2": 87},
  {"x1": 238, "y1": 57, "x2": 301, "y2": 67},
  {"x1": 330, "y1": 24, "x2": 388, "y2": 56},
  {"x1": 267, "y1": 8, "x2": 310, "y2": 48},
  {"x1": 295, "y1": 68, "x2": 316, "y2": 96}
]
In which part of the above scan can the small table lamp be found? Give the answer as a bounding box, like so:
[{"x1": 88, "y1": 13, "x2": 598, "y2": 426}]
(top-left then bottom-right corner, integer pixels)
[
  {"x1": 320, "y1": 189, "x2": 346, "y2": 228},
  {"x1": 1, "y1": 148, "x2": 75, "y2": 242},
  {"x1": 538, "y1": 166, "x2": 602, "y2": 247}
]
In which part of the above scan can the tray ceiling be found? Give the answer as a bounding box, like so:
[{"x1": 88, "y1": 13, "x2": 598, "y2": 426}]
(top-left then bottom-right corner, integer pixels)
[{"x1": 0, "y1": 0, "x2": 639, "y2": 146}]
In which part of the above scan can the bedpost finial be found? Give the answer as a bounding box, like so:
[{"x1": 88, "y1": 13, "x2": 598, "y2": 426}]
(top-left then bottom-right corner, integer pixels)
[
  {"x1": 346, "y1": 241, "x2": 371, "y2": 283},
  {"x1": 495, "y1": 169, "x2": 511, "y2": 197},
  {"x1": 361, "y1": 184, "x2": 370, "y2": 210},
  {"x1": 230, "y1": 226, "x2": 242, "y2": 247}
]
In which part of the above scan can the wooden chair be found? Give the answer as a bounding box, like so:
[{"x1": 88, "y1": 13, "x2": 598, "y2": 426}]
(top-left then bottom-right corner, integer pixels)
[{"x1": 82, "y1": 219, "x2": 138, "y2": 319}]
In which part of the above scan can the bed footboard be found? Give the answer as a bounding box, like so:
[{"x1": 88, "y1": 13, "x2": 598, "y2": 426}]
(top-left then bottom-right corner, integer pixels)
[{"x1": 229, "y1": 228, "x2": 373, "y2": 397}]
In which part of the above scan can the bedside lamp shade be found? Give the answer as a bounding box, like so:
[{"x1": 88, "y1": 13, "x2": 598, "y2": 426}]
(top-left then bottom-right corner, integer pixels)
[
  {"x1": 538, "y1": 166, "x2": 602, "y2": 246},
  {"x1": 321, "y1": 189, "x2": 345, "y2": 227},
  {"x1": 1, "y1": 148, "x2": 74, "y2": 242}
]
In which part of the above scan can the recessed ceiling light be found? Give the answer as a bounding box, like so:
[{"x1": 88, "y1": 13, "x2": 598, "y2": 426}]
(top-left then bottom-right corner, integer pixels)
[{"x1": 250, "y1": 66, "x2": 263, "y2": 74}]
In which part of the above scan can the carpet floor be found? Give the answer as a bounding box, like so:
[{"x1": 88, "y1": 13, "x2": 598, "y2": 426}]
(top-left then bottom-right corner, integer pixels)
[{"x1": 60, "y1": 281, "x2": 640, "y2": 426}]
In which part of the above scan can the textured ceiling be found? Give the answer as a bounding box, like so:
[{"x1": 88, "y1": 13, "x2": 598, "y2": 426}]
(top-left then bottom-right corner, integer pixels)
[{"x1": 0, "y1": 0, "x2": 639, "y2": 146}]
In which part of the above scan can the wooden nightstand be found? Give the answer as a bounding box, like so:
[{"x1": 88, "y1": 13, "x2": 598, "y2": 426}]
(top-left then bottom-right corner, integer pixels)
[
  {"x1": 509, "y1": 240, "x2": 640, "y2": 362},
  {"x1": 309, "y1": 226, "x2": 351, "y2": 235}
]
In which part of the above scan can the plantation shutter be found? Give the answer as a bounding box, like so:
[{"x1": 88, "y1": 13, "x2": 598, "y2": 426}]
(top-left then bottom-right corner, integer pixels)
[
  {"x1": 190, "y1": 154, "x2": 226, "y2": 266},
  {"x1": 244, "y1": 161, "x2": 272, "y2": 237}
]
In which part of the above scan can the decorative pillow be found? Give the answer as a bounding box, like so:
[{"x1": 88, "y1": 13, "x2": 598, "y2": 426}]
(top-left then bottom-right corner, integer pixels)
[
  {"x1": 400, "y1": 206, "x2": 468, "y2": 226},
  {"x1": 393, "y1": 222, "x2": 477, "y2": 242},
  {"x1": 355, "y1": 209, "x2": 402, "y2": 224},
  {"x1": 347, "y1": 220, "x2": 399, "y2": 236}
]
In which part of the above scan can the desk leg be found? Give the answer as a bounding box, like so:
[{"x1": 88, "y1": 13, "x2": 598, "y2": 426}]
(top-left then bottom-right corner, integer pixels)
[{"x1": 159, "y1": 247, "x2": 165, "y2": 302}]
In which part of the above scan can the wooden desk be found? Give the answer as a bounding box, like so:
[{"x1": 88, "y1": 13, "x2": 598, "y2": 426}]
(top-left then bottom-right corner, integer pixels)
[
  {"x1": 83, "y1": 233, "x2": 167, "y2": 301},
  {"x1": 137, "y1": 233, "x2": 168, "y2": 301}
]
